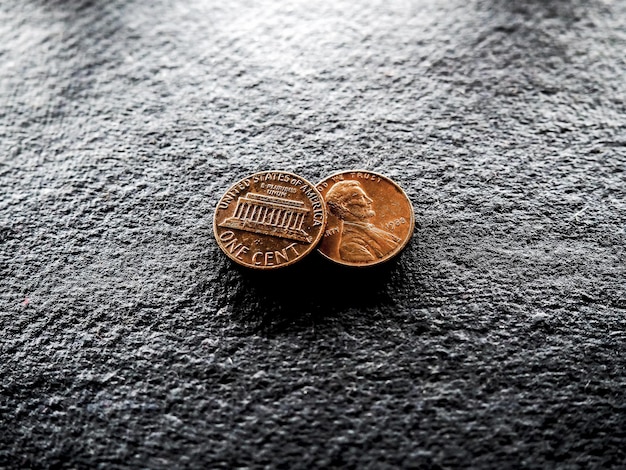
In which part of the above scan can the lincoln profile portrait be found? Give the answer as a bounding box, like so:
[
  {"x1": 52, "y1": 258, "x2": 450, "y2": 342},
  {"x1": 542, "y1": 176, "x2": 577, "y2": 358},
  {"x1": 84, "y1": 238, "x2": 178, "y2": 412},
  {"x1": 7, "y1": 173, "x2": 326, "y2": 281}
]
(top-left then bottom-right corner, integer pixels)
[{"x1": 325, "y1": 180, "x2": 401, "y2": 262}]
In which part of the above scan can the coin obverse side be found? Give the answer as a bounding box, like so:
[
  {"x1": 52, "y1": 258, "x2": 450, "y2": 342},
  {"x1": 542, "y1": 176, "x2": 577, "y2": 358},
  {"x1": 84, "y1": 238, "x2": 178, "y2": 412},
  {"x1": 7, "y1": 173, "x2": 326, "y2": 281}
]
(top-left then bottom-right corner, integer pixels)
[
  {"x1": 213, "y1": 171, "x2": 327, "y2": 269},
  {"x1": 316, "y1": 170, "x2": 415, "y2": 267}
]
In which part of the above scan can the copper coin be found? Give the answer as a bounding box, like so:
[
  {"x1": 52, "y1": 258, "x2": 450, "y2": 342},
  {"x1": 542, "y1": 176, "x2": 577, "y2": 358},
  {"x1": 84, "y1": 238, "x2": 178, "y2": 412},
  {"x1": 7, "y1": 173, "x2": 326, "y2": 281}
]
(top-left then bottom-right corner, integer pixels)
[
  {"x1": 316, "y1": 170, "x2": 415, "y2": 266},
  {"x1": 213, "y1": 171, "x2": 326, "y2": 269}
]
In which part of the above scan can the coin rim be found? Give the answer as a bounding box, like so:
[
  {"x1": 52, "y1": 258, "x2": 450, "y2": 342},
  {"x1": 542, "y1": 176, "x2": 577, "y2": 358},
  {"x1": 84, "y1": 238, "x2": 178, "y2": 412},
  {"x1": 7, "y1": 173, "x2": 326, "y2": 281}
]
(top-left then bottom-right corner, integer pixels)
[
  {"x1": 315, "y1": 169, "x2": 415, "y2": 267},
  {"x1": 213, "y1": 170, "x2": 327, "y2": 270}
]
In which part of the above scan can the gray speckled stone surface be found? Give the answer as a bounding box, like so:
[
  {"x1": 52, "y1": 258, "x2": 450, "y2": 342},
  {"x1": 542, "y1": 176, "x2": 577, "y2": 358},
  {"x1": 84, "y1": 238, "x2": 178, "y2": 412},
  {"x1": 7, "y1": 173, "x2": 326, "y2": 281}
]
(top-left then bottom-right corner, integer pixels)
[{"x1": 1, "y1": 0, "x2": 625, "y2": 468}]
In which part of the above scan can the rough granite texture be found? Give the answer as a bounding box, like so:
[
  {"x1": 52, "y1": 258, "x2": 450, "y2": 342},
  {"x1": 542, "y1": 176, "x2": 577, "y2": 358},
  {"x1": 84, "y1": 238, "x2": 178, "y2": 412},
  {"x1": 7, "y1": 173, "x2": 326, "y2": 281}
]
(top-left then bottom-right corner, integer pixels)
[{"x1": 1, "y1": 0, "x2": 625, "y2": 468}]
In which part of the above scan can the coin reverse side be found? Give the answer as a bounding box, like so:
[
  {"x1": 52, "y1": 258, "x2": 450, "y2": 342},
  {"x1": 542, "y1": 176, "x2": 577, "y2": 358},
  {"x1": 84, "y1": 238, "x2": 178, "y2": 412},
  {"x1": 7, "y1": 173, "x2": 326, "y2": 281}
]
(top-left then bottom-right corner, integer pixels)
[
  {"x1": 316, "y1": 170, "x2": 415, "y2": 266},
  {"x1": 214, "y1": 171, "x2": 327, "y2": 269}
]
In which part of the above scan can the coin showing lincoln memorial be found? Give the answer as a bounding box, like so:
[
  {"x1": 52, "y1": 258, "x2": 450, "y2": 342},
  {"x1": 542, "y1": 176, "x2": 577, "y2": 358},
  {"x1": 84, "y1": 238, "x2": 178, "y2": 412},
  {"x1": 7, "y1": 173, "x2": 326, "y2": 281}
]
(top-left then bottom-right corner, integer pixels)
[{"x1": 219, "y1": 193, "x2": 313, "y2": 243}]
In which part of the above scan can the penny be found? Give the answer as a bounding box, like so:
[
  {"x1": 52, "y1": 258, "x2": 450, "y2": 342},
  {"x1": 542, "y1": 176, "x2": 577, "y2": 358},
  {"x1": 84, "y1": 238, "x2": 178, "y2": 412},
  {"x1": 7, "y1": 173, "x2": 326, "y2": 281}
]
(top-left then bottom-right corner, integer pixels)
[
  {"x1": 316, "y1": 170, "x2": 415, "y2": 266},
  {"x1": 213, "y1": 171, "x2": 327, "y2": 269}
]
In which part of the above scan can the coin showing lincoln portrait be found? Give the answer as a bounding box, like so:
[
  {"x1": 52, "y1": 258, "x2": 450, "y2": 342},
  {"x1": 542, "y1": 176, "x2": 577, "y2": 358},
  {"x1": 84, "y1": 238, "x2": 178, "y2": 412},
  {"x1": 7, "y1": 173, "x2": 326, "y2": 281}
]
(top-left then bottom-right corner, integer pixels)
[
  {"x1": 213, "y1": 171, "x2": 326, "y2": 269},
  {"x1": 316, "y1": 171, "x2": 414, "y2": 266}
]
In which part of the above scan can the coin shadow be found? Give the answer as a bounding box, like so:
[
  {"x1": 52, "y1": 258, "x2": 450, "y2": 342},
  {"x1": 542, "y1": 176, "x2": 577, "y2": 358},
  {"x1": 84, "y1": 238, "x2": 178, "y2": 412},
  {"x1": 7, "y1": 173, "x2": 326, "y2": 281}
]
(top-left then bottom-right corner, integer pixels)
[{"x1": 228, "y1": 253, "x2": 404, "y2": 334}]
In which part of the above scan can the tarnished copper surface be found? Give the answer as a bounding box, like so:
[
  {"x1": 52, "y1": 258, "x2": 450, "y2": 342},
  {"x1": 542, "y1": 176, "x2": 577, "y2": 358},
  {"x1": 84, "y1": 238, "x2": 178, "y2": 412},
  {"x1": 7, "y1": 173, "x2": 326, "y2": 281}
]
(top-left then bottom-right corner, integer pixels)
[
  {"x1": 213, "y1": 171, "x2": 326, "y2": 269},
  {"x1": 316, "y1": 171, "x2": 414, "y2": 266}
]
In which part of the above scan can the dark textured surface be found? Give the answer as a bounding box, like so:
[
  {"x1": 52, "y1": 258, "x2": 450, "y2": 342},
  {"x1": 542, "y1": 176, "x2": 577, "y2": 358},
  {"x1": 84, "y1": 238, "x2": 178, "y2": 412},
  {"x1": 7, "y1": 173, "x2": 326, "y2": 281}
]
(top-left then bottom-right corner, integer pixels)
[{"x1": 1, "y1": 0, "x2": 625, "y2": 468}]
